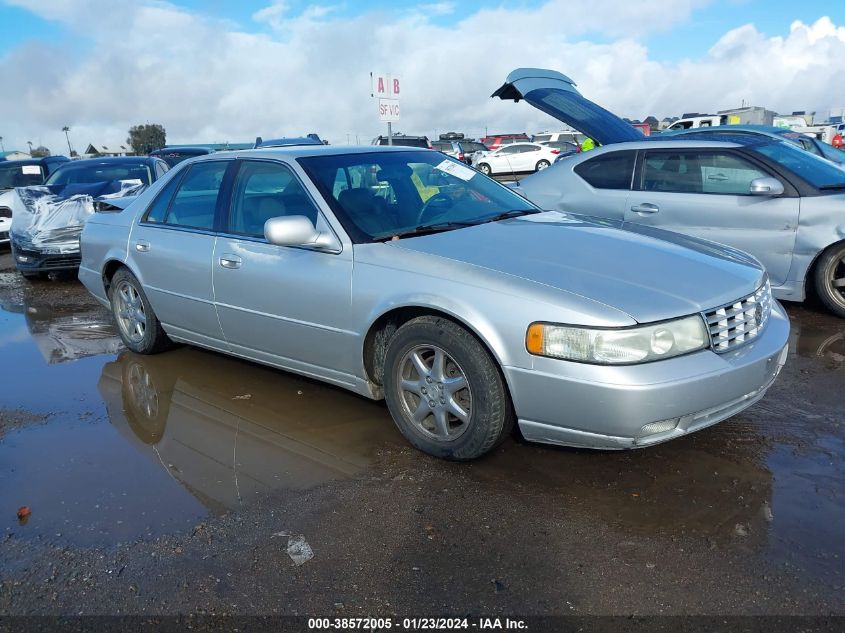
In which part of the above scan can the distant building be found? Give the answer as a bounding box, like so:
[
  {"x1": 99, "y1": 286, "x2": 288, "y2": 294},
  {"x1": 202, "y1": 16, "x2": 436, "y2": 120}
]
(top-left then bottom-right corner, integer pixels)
[
  {"x1": 84, "y1": 143, "x2": 133, "y2": 157},
  {"x1": 0, "y1": 150, "x2": 31, "y2": 161}
]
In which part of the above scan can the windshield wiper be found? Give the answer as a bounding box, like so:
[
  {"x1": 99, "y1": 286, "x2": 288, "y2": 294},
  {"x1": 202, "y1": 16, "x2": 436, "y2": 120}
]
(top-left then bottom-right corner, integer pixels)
[
  {"x1": 375, "y1": 210, "x2": 541, "y2": 242},
  {"x1": 477, "y1": 209, "x2": 542, "y2": 223},
  {"x1": 819, "y1": 183, "x2": 845, "y2": 190},
  {"x1": 375, "y1": 221, "x2": 476, "y2": 241}
]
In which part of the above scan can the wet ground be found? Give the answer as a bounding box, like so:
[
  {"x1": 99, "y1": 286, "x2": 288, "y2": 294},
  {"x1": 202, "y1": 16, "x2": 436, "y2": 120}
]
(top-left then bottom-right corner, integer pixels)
[{"x1": 0, "y1": 250, "x2": 843, "y2": 619}]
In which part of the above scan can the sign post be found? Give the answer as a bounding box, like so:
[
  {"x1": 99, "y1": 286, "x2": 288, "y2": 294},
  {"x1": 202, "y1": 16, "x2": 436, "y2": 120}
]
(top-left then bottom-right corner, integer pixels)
[{"x1": 371, "y1": 72, "x2": 401, "y2": 145}]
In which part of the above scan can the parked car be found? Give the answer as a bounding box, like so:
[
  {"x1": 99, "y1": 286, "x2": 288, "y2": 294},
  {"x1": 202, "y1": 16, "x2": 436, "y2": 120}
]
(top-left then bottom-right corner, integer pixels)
[
  {"x1": 532, "y1": 131, "x2": 585, "y2": 145},
  {"x1": 9, "y1": 156, "x2": 169, "y2": 278},
  {"x1": 372, "y1": 134, "x2": 432, "y2": 149},
  {"x1": 149, "y1": 146, "x2": 214, "y2": 167},
  {"x1": 432, "y1": 140, "x2": 464, "y2": 160},
  {"x1": 0, "y1": 156, "x2": 70, "y2": 245},
  {"x1": 79, "y1": 145, "x2": 788, "y2": 460},
  {"x1": 472, "y1": 142, "x2": 560, "y2": 175},
  {"x1": 538, "y1": 140, "x2": 580, "y2": 156},
  {"x1": 254, "y1": 135, "x2": 324, "y2": 149},
  {"x1": 479, "y1": 133, "x2": 530, "y2": 150},
  {"x1": 666, "y1": 125, "x2": 845, "y2": 168},
  {"x1": 496, "y1": 67, "x2": 845, "y2": 317},
  {"x1": 0, "y1": 156, "x2": 69, "y2": 191}
]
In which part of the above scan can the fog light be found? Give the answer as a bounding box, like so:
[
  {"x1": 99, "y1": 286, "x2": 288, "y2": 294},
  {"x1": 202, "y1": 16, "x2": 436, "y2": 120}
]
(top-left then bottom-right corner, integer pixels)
[{"x1": 638, "y1": 418, "x2": 679, "y2": 438}]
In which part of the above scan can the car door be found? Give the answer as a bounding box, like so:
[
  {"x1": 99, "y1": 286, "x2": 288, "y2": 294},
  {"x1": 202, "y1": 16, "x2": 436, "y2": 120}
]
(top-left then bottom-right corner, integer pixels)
[
  {"x1": 624, "y1": 149, "x2": 800, "y2": 285},
  {"x1": 491, "y1": 145, "x2": 521, "y2": 174},
  {"x1": 212, "y1": 159, "x2": 357, "y2": 384},
  {"x1": 563, "y1": 150, "x2": 636, "y2": 219},
  {"x1": 127, "y1": 159, "x2": 233, "y2": 347}
]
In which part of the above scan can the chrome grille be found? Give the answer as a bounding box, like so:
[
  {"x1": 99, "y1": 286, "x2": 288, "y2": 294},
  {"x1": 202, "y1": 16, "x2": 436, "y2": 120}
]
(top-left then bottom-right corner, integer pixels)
[{"x1": 705, "y1": 280, "x2": 772, "y2": 352}]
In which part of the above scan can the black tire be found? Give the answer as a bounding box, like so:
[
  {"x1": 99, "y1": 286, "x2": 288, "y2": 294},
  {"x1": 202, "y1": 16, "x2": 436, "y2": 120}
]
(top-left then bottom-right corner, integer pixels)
[
  {"x1": 109, "y1": 267, "x2": 173, "y2": 354},
  {"x1": 383, "y1": 316, "x2": 514, "y2": 460},
  {"x1": 478, "y1": 163, "x2": 491, "y2": 176},
  {"x1": 814, "y1": 242, "x2": 845, "y2": 318},
  {"x1": 536, "y1": 159, "x2": 551, "y2": 171}
]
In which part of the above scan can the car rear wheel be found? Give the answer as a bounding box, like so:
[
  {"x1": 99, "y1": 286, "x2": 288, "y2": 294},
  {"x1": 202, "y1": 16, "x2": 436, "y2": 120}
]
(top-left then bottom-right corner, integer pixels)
[
  {"x1": 478, "y1": 163, "x2": 491, "y2": 176},
  {"x1": 814, "y1": 242, "x2": 845, "y2": 318},
  {"x1": 536, "y1": 159, "x2": 551, "y2": 171},
  {"x1": 383, "y1": 316, "x2": 514, "y2": 460},
  {"x1": 109, "y1": 267, "x2": 173, "y2": 354}
]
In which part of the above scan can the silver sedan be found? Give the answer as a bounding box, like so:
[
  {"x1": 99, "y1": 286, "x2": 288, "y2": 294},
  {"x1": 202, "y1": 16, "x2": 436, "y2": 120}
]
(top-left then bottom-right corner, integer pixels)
[{"x1": 79, "y1": 146, "x2": 789, "y2": 460}]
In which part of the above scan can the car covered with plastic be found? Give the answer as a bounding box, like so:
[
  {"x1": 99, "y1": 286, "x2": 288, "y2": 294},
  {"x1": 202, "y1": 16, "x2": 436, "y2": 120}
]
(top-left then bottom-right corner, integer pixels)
[
  {"x1": 9, "y1": 156, "x2": 168, "y2": 277},
  {"x1": 0, "y1": 156, "x2": 69, "y2": 245}
]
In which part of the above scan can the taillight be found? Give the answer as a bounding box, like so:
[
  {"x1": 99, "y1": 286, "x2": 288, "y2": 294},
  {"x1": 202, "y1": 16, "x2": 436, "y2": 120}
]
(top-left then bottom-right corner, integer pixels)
[
  {"x1": 550, "y1": 149, "x2": 560, "y2": 154},
  {"x1": 458, "y1": 153, "x2": 464, "y2": 161}
]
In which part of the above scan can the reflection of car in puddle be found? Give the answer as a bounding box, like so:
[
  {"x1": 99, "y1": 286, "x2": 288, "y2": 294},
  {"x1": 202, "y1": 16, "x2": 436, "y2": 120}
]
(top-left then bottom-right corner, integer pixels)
[
  {"x1": 98, "y1": 348, "x2": 402, "y2": 511},
  {"x1": 0, "y1": 277, "x2": 122, "y2": 363},
  {"x1": 25, "y1": 305, "x2": 121, "y2": 364}
]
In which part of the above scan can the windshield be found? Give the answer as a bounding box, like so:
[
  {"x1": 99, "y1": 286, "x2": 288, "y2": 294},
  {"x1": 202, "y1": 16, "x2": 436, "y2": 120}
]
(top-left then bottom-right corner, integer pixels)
[
  {"x1": 0, "y1": 163, "x2": 45, "y2": 189},
  {"x1": 153, "y1": 152, "x2": 200, "y2": 167},
  {"x1": 46, "y1": 163, "x2": 152, "y2": 186},
  {"x1": 749, "y1": 141, "x2": 845, "y2": 189},
  {"x1": 299, "y1": 150, "x2": 538, "y2": 242}
]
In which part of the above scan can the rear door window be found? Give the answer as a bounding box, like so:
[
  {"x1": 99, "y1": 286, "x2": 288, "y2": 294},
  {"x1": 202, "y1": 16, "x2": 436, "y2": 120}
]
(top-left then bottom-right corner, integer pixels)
[
  {"x1": 160, "y1": 161, "x2": 229, "y2": 230},
  {"x1": 574, "y1": 151, "x2": 636, "y2": 189}
]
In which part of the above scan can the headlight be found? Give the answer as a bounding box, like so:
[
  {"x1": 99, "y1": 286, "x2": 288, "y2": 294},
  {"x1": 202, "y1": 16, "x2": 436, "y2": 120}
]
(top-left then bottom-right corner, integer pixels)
[{"x1": 526, "y1": 315, "x2": 708, "y2": 365}]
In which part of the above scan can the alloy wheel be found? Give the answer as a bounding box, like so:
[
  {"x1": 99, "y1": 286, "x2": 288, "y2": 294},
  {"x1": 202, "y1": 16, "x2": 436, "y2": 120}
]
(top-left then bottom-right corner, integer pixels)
[{"x1": 115, "y1": 280, "x2": 147, "y2": 344}]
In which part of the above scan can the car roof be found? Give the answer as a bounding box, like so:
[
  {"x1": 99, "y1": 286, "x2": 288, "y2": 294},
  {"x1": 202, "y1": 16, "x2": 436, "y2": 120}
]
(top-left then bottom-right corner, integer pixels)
[
  {"x1": 0, "y1": 156, "x2": 68, "y2": 166},
  {"x1": 204, "y1": 145, "x2": 435, "y2": 161},
  {"x1": 578, "y1": 139, "x2": 752, "y2": 154},
  {"x1": 58, "y1": 156, "x2": 156, "y2": 167},
  {"x1": 150, "y1": 146, "x2": 213, "y2": 154}
]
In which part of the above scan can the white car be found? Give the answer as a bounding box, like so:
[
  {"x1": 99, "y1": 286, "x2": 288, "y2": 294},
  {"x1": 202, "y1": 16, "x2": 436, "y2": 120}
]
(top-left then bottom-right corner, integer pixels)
[
  {"x1": 472, "y1": 143, "x2": 560, "y2": 176},
  {"x1": 0, "y1": 190, "x2": 12, "y2": 245}
]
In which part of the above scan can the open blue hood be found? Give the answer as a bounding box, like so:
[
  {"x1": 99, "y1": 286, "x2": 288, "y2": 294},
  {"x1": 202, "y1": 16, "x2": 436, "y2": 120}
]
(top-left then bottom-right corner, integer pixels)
[{"x1": 491, "y1": 68, "x2": 642, "y2": 146}]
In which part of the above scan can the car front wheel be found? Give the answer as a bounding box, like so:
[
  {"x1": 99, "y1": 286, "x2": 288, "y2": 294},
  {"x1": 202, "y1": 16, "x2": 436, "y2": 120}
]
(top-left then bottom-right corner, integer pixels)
[
  {"x1": 536, "y1": 159, "x2": 551, "y2": 171},
  {"x1": 109, "y1": 267, "x2": 173, "y2": 354},
  {"x1": 383, "y1": 316, "x2": 514, "y2": 460},
  {"x1": 814, "y1": 242, "x2": 845, "y2": 318},
  {"x1": 478, "y1": 163, "x2": 491, "y2": 176}
]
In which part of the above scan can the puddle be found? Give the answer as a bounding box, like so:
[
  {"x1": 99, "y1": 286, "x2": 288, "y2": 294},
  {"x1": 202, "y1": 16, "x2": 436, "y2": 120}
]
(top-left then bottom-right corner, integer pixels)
[
  {"x1": 0, "y1": 299, "x2": 403, "y2": 546},
  {"x1": 0, "y1": 282, "x2": 843, "y2": 583}
]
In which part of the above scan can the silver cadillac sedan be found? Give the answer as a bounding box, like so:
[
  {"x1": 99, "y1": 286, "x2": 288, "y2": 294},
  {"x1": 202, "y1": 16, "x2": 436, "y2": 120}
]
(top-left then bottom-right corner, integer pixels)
[{"x1": 79, "y1": 146, "x2": 790, "y2": 460}]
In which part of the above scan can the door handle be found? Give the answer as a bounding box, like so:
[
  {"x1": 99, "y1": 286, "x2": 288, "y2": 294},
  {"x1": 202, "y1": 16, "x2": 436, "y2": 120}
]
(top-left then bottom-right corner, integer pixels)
[
  {"x1": 630, "y1": 203, "x2": 659, "y2": 215},
  {"x1": 219, "y1": 254, "x2": 242, "y2": 269},
  {"x1": 707, "y1": 174, "x2": 728, "y2": 181},
  {"x1": 135, "y1": 241, "x2": 150, "y2": 252}
]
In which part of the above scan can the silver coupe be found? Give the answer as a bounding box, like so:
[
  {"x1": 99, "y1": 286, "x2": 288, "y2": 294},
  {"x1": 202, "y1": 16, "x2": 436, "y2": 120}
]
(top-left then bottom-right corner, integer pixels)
[{"x1": 79, "y1": 146, "x2": 789, "y2": 459}]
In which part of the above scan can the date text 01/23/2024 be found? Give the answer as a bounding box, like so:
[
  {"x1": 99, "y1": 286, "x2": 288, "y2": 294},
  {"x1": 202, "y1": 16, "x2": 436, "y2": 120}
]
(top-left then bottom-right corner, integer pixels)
[{"x1": 307, "y1": 617, "x2": 527, "y2": 630}]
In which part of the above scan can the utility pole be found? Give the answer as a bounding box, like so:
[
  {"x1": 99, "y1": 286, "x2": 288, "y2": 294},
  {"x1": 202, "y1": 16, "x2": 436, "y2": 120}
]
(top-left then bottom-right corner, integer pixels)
[
  {"x1": 62, "y1": 126, "x2": 73, "y2": 155},
  {"x1": 27, "y1": 141, "x2": 33, "y2": 155},
  {"x1": 0, "y1": 136, "x2": 4, "y2": 152}
]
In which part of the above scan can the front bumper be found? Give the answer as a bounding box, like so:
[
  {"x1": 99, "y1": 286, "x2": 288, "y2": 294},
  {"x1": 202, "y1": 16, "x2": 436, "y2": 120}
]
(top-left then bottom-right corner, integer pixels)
[
  {"x1": 10, "y1": 236, "x2": 81, "y2": 272},
  {"x1": 505, "y1": 300, "x2": 791, "y2": 450}
]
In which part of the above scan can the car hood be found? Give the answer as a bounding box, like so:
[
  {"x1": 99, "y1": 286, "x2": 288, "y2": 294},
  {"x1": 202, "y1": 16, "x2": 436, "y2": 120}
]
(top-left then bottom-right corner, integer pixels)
[
  {"x1": 491, "y1": 68, "x2": 642, "y2": 146},
  {"x1": 388, "y1": 212, "x2": 765, "y2": 324}
]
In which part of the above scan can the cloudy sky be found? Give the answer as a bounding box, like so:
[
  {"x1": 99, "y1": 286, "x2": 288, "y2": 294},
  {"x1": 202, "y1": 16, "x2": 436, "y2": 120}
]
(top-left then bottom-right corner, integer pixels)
[{"x1": 1, "y1": 0, "x2": 844, "y2": 154}]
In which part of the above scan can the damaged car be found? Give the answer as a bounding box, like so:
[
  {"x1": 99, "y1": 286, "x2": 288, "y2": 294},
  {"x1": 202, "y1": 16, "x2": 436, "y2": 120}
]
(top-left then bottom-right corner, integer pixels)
[
  {"x1": 79, "y1": 145, "x2": 788, "y2": 460},
  {"x1": 498, "y1": 68, "x2": 845, "y2": 318},
  {"x1": 0, "y1": 156, "x2": 69, "y2": 245},
  {"x1": 9, "y1": 156, "x2": 168, "y2": 278}
]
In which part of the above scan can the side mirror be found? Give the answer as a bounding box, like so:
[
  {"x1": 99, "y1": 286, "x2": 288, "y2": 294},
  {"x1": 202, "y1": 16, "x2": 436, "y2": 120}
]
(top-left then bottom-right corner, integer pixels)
[
  {"x1": 264, "y1": 215, "x2": 339, "y2": 251},
  {"x1": 749, "y1": 177, "x2": 784, "y2": 196}
]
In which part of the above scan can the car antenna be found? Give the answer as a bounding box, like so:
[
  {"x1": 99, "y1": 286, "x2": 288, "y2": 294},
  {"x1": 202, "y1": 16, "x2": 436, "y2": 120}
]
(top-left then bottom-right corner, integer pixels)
[{"x1": 502, "y1": 146, "x2": 520, "y2": 187}]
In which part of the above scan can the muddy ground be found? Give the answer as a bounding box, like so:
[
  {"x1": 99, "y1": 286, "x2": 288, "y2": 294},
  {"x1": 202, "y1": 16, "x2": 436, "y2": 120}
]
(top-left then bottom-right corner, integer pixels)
[{"x1": 0, "y1": 250, "x2": 843, "y2": 626}]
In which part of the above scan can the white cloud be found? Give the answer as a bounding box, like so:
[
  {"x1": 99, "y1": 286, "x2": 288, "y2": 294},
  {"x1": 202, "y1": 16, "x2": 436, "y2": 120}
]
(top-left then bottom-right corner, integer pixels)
[{"x1": 1, "y1": 1, "x2": 845, "y2": 154}]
